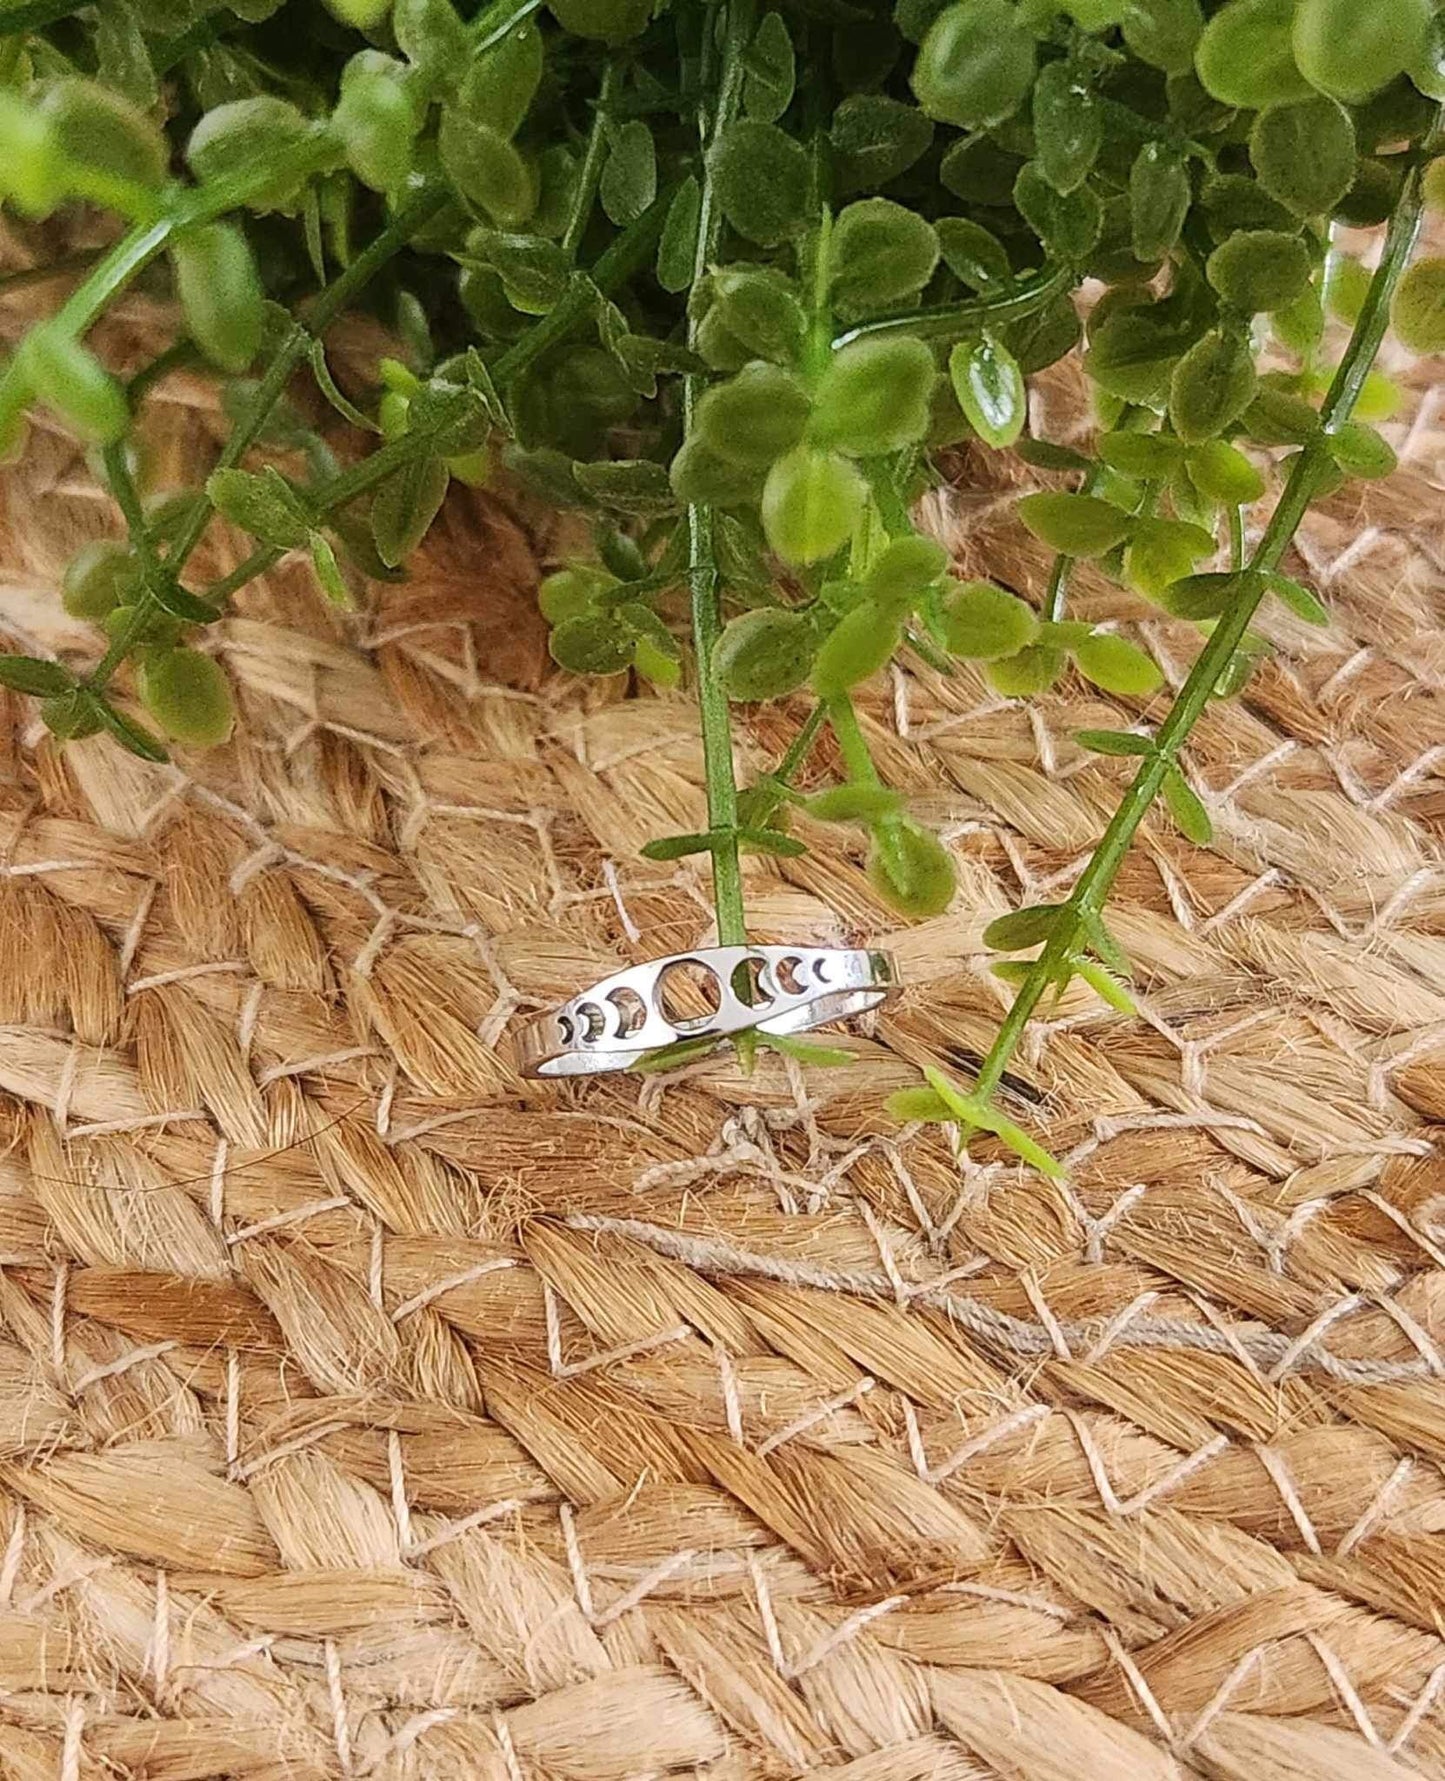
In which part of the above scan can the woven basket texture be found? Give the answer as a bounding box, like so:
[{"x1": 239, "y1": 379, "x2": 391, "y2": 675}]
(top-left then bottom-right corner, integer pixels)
[{"x1": 3, "y1": 267, "x2": 1445, "y2": 1781}]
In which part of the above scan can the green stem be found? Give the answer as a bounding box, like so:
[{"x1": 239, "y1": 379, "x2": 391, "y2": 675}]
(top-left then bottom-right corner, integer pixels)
[
  {"x1": 85, "y1": 186, "x2": 447, "y2": 692},
  {"x1": 828, "y1": 692, "x2": 881, "y2": 786},
  {"x1": 168, "y1": 184, "x2": 448, "y2": 578},
  {"x1": 490, "y1": 192, "x2": 670, "y2": 386},
  {"x1": 970, "y1": 114, "x2": 1440, "y2": 1110},
  {"x1": 562, "y1": 60, "x2": 619, "y2": 260},
  {"x1": 194, "y1": 433, "x2": 425, "y2": 609},
  {"x1": 831, "y1": 262, "x2": 1070, "y2": 353},
  {"x1": 1228, "y1": 502, "x2": 1245, "y2": 572},
  {"x1": 773, "y1": 704, "x2": 826, "y2": 787},
  {"x1": 684, "y1": 0, "x2": 756, "y2": 948},
  {"x1": 472, "y1": 0, "x2": 546, "y2": 53},
  {"x1": 1042, "y1": 465, "x2": 1102, "y2": 623},
  {"x1": 0, "y1": 127, "x2": 340, "y2": 443}
]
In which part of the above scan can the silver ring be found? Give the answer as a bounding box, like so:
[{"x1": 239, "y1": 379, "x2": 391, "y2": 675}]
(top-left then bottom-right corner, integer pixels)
[{"x1": 512, "y1": 945, "x2": 899, "y2": 1077}]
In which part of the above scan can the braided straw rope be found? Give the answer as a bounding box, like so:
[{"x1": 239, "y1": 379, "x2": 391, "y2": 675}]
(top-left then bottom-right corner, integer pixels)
[{"x1": 4, "y1": 248, "x2": 1445, "y2": 1780}]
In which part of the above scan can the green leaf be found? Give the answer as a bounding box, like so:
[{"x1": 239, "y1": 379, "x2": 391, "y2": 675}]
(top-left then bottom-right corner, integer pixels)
[
  {"x1": 1129, "y1": 142, "x2": 1191, "y2": 263},
  {"x1": 1188, "y1": 439, "x2": 1266, "y2": 506},
  {"x1": 641, "y1": 830, "x2": 724, "y2": 860},
  {"x1": 713, "y1": 608, "x2": 815, "y2": 700},
  {"x1": 440, "y1": 116, "x2": 535, "y2": 226},
  {"x1": 371, "y1": 455, "x2": 450, "y2": 567},
  {"x1": 1195, "y1": 0, "x2": 1313, "y2": 108},
  {"x1": 1162, "y1": 763, "x2": 1213, "y2": 842},
  {"x1": 984, "y1": 902, "x2": 1062, "y2": 949},
  {"x1": 670, "y1": 437, "x2": 765, "y2": 508},
  {"x1": 1123, "y1": 517, "x2": 1217, "y2": 600},
  {"x1": 186, "y1": 97, "x2": 311, "y2": 212},
  {"x1": 89, "y1": 693, "x2": 168, "y2": 761},
  {"x1": 1098, "y1": 431, "x2": 1184, "y2": 479},
  {"x1": 1076, "y1": 728, "x2": 1154, "y2": 756},
  {"x1": 335, "y1": 56, "x2": 421, "y2": 194},
  {"x1": 1157, "y1": 570, "x2": 1238, "y2": 619},
  {"x1": 806, "y1": 783, "x2": 905, "y2": 822},
  {"x1": 829, "y1": 198, "x2": 940, "y2": 311},
  {"x1": 744, "y1": 11, "x2": 795, "y2": 122},
  {"x1": 740, "y1": 826, "x2": 807, "y2": 857},
  {"x1": 1014, "y1": 160, "x2": 1103, "y2": 262},
  {"x1": 600, "y1": 119, "x2": 657, "y2": 226},
  {"x1": 19, "y1": 328, "x2": 127, "y2": 446},
  {"x1": 1081, "y1": 908, "x2": 1130, "y2": 976},
  {"x1": 811, "y1": 337, "x2": 935, "y2": 457},
  {"x1": 1391, "y1": 256, "x2": 1445, "y2": 354},
  {"x1": 546, "y1": 0, "x2": 653, "y2": 43},
  {"x1": 937, "y1": 580, "x2": 1039, "y2": 659},
  {"x1": 1206, "y1": 230, "x2": 1313, "y2": 316},
  {"x1": 308, "y1": 531, "x2": 352, "y2": 607},
  {"x1": 1073, "y1": 632, "x2": 1164, "y2": 697},
  {"x1": 1016, "y1": 492, "x2": 1132, "y2": 557},
  {"x1": 171, "y1": 222, "x2": 264, "y2": 375},
  {"x1": 94, "y1": 0, "x2": 158, "y2": 110},
  {"x1": 1032, "y1": 59, "x2": 1100, "y2": 196},
  {"x1": 1121, "y1": 0, "x2": 1203, "y2": 72},
  {"x1": 867, "y1": 819, "x2": 956, "y2": 917},
  {"x1": 1265, "y1": 571, "x2": 1329, "y2": 625},
  {"x1": 136, "y1": 648, "x2": 235, "y2": 747},
  {"x1": 935, "y1": 217, "x2": 1011, "y2": 291},
  {"x1": 573, "y1": 458, "x2": 675, "y2": 511},
  {"x1": 1249, "y1": 97, "x2": 1357, "y2": 219},
  {"x1": 830, "y1": 94, "x2": 934, "y2": 193},
  {"x1": 812, "y1": 599, "x2": 903, "y2": 695},
  {"x1": 1328, "y1": 421, "x2": 1397, "y2": 480},
  {"x1": 42, "y1": 77, "x2": 166, "y2": 192},
  {"x1": 763, "y1": 447, "x2": 866, "y2": 566},
  {"x1": 710, "y1": 118, "x2": 810, "y2": 247},
  {"x1": 462, "y1": 19, "x2": 544, "y2": 139},
  {"x1": 61, "y1": 541, "x2": 139, "y2": 620},
  {"x1": 885, "y1": 1085, "x2": 957, "y2": 1121},
  {"x1": 394, "y1": 0, "x2": 469, "y2": 84},
  {"x1": 987, "y1": 643, "x2": 1065, "y2": 696},
  {"x1": 910, "y1": 0, "x2": 1037, "y2": 129},
  {"x1": 207, "y1": 466, "x2": 311, "y2": 550},
  {"x1": 0, "y1": 654, "x2": 71, "y2": 696},
  {"x1": 1240, "y1": 382, "x2": 1321, "y2": 445},
  {"x1": 1169, "y1": 328, "x2": 1258, "y2": 445},
  {"x1": 550, "y1": 612, "x2": 634, "y2": 674},
  {"x1": 1073, "y1": 957, "x2": 1137, "y2": 1014},
  {"x1": 1291, "y1": 0, "x2": 1430, "y2": 103},
  {"x1": 948, "y1": 335, "x2": 1025, "y2": 449},
  {"x1": 1015, "y1": 440, "x2": 1092, "y2": 473},
  {"x1": 707, "y1": 267, "x2": 807, "y2": 367},
  {"x1": 921, "y1": 1065, "x2": 1063, "y2": 1175},
  {"x1": 148, "y1": 577, "x2": 221, "y2": 625},
  {"x1": 657, "y1": 177, "x2": 701, "y2": 294},
  {"x1": 864, "y1": 535, "x2": 948, "y2": 606},
  {"x1": 695, "y1": 362, "x2": 811, "y2": 468},
  {"x1": 759, "y1": 1033, "x2": 855, "y2": 1067}
]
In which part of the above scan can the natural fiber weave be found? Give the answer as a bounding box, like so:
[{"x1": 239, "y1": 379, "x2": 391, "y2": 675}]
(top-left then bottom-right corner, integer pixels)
[{"x1": 4, "y1": 273, "x2": 1445, "y2": 1781}]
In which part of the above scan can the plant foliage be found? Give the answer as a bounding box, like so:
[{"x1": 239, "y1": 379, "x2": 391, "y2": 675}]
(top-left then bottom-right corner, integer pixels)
[{"x1": 0, "y1": 0, "x2": 1441, "y2": 1153}]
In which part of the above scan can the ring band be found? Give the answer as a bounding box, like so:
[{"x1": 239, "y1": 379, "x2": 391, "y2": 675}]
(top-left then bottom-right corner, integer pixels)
[{"x1": 512, "y1": 945, "x2": 899, "y2": 1078}]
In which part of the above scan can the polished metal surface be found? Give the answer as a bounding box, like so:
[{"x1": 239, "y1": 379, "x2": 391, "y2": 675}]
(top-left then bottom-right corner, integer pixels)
[{"x1": 512, "y1": 945, "x2": 898, "y2": 1077}]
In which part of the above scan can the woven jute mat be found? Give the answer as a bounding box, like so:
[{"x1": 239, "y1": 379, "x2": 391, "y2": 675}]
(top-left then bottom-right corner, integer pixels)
[{"x1": 4, "y1": 283, "x2": 1445, "y2": 1781}]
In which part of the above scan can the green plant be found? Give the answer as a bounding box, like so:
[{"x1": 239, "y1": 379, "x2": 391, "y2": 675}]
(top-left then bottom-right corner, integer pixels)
[{"x1": 0, "y1": 0, "x2": 1441, "y2": 1162}]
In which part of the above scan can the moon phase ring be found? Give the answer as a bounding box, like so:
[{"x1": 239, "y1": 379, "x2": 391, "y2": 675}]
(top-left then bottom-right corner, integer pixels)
[{"x1": 513, "y1": 945, "x2": 899, "y2": 1077}]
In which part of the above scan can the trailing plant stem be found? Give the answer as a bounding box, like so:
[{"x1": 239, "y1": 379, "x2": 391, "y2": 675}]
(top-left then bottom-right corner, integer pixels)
[
  {"x1": 831, "y1": 263, "x2": 1069, "y2": 353},
  {"x1": 87, "y1": 186, "x2": 447, "y2": 692},
  {"x1": 684, "y1": 0, "x2": 756, "y2": 948},
  {"x1": 969, "y1": 117, "x2": 1440, "y2": 1112}
]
